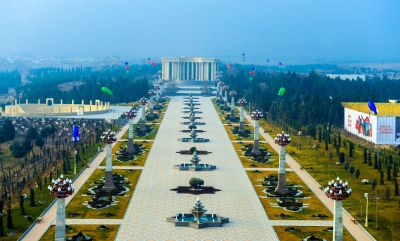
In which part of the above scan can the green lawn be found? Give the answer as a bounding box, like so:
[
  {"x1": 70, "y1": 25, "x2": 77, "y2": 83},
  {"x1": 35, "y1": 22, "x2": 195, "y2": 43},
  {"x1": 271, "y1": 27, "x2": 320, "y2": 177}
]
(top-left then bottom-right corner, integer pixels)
[
  {"x1": 274, "y1": 226, "x2": 354, "y2": 241},
  {"x1": 66, "y1": 169, "x2": 141, "y2": 219},
  {"x1": 100, "y1": 140, "x2": 152, "y2": 166},
  {"x1": 260, "y1": 119, "x2": 400, "y2": 240},
  {"x1": 247, "y1": 170, "x2": 332, "y2": 220},
  {"x1": 233, "y1": 142, "x2": 280, "y2": 168},
  {"x1": 40, "y1": 225, "x2": 119, "y2": 241}
]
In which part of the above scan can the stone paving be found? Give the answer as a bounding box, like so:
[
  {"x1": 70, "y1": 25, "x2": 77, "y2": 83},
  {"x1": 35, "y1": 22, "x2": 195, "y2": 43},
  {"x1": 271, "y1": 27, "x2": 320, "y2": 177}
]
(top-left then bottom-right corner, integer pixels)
[{"x1": 115, "y1": 97, "x2": 279, "y2": 241}]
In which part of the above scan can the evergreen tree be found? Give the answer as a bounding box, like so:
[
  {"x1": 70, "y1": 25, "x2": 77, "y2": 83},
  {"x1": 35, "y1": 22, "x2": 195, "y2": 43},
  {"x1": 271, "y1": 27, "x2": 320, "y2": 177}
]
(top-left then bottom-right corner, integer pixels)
[
  {"x1": 395, "y1": 178, "x2": 399, "y2": 196},
  {"x1": 349, "y1": 142, "x2": 354, "y2": 157},
  {"x1": 324, "y1": 137, "x2": 329, "y2": 151},
  {"x1": 0, "y1": 119, "x2": 15, "y2": 143},
  {"x1": 385, "y1": 187, "x2": 391, "y2": 201},
  {"x1": 338, "y1": 152, "x2": 345, "y2": 164},
  {"x1": 35, "y1": 136, "x2": 45, "y2": 149},
  {"x1": 380, "y1": 169, "x2": 385, "y2": 185},
  {"x1": 318, "y1": 127, "x2": 322, "y2": 143},
  {"x1": 30, "y1": 188, "x2": 36, "y2": 207},
  {"x1": 368, "y1": 151, "x2": 372, "y2": 166},
  {"x1": 338, "y1": 133, "x2": 341, "y2": 148},
  {"x1": 371, "y1": 179, "x2": 377, "y2": 190},
  {"x1": 19, "y1": 194, "x2": 25, "y2": 215},
  {"x1": 387, "y1": 166, "x2": 392, "y2": 181},
  {"x1": 355, "y1": 169, "x2": 360, "y2": 178},
  {"x1": 363, "y1": 148, "x2": 367, "y2": 164},
  {"x1": 0, "y1": 199, "x2": 4, "y2": 236},
  {"x1": 6, "y1": 200, "x2": 13, "y2": 229},
  {"x1": 374, "y1": 153, "x2": 378, "y2": 169}
]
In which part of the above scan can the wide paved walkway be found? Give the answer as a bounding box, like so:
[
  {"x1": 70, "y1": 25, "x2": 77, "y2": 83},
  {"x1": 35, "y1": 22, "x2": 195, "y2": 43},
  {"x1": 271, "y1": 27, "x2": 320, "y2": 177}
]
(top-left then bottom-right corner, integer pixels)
[
  {"x1": 116, "y1": 97, "x2": 279, "y2": 241},
  {"x1": 244, "y1": 112, "x2": 376, "y2": 241}
]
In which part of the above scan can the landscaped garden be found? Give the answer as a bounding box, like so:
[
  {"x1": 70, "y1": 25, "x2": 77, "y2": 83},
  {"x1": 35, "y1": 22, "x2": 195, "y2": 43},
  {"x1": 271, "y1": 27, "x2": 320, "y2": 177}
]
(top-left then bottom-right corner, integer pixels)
[
  {"x1": 40, "y1": 225, "x2": 119, "y2": 241},
  {"x1": 66, "y1": 169, "x2": 141, "y2": 219}
]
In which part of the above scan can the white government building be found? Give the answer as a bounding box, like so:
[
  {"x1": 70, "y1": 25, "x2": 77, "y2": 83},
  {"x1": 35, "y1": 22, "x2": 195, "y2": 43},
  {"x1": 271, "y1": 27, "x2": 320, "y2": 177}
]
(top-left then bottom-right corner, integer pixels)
[{"x1": 161, "y1": 57, "x2": 219, "y2": 82}]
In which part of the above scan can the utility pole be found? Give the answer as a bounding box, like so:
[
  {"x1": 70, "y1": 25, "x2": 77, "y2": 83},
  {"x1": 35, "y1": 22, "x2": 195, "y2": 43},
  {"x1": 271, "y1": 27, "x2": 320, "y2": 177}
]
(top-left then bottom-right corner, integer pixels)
[{"x1": 364, "y1": 193, "x2": 369, "y2": 227}]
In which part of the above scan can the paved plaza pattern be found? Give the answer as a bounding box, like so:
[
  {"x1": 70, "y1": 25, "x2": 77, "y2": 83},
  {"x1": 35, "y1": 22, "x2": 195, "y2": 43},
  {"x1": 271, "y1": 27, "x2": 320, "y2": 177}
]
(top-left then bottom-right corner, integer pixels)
[{"x1": 115, "y1": 97, "x2": 279, "y2": 241}]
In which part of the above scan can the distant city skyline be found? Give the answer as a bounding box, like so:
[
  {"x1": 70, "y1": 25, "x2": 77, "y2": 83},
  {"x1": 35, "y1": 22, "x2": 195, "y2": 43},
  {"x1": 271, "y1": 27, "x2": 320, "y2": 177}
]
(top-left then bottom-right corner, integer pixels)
[{"x1": 1, "y1": 0, "x2": 400, "y2": 63}]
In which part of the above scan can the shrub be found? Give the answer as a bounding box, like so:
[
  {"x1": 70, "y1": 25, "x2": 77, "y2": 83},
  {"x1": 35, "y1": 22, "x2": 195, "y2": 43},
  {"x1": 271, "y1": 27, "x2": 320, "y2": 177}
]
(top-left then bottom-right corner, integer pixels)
[
  {"x1": 189, "y1": 177, "x2": 204, "y2": 189},
  {"x1": 349, "y1": 166, "x2": 355, "y2": 174}
]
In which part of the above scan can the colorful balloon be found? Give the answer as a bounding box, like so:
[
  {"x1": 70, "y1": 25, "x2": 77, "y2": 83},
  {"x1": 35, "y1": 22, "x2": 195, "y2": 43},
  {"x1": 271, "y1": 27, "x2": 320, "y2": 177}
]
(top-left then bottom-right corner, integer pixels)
[
  {"x1": 249, "y1": 77, "x2": 254, "y2": 81},
  {"x1": 368, "y1": 100, "x2": 378, "y2": 115},
  {"x1": 249, "y1": 71, "x2": 254, "y2": 75},
  {"x1": 101, "y1": 86, "x2": 113, "y2": 95},
  {"x1": 227, "y1": 64, "x2": 231, "y2": 69},
  {"x1": 278, "y1": 87, "x2": 286, "y2": 96},
  {"x1": 151, "y1": 61, "x2": 157, "y2": 66}
]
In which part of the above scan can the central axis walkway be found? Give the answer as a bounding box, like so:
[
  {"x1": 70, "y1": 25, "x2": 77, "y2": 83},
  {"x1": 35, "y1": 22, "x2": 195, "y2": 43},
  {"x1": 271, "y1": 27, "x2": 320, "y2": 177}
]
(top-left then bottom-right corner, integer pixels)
[{"x1": 116, "y1": 97, "x2": 279, "y2": 240}]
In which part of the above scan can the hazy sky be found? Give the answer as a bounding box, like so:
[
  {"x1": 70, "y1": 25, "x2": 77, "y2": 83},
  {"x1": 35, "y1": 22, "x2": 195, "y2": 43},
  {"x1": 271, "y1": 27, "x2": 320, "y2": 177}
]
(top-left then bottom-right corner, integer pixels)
[{"x1": 1, "y1": 0, "x2": 399, "y2": 63}]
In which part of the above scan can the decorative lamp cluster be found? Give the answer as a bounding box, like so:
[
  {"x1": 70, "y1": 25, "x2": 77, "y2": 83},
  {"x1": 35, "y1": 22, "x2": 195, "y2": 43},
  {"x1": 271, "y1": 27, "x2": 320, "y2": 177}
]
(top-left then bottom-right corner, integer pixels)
[
  {"x1": 139, "y1": 97, "x2": 148, "y2": 106},
  {"x1": 274, "y1": 131, "x2": 291, "y2": 146},
  {"x1": 251, "y1": 110, "x2": 263, "y2": 120},
  {"x1": 154, "y1": 84, "x2": 160, "y2": 91},
  {"x1": 324, "y1": 177, "x2": 352, "y2": 201},
  {"x1": 101, "y1": 130, "x2": 117, "y2": 144},
  {"x1": 148, "y1": 89, "x2": 156, "y2": 96},
  {"x1": 237, "y1": 98, "x2": 247, "y2": 106},
  {"x1": 125, "y1": 110, "x2": 137, "y2": 119},
  {"x1": 229, "y1": 90, "x2": 237, "y2": 97},
  {"x1": 48, "y1": 174, "x2": 75, "y2": 198}
]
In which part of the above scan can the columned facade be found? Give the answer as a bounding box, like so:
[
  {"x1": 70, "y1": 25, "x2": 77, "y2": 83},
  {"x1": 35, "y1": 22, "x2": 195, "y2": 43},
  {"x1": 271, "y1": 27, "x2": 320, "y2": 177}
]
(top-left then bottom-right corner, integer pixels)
[{"x1": 161, "y1": 57, "x2": 219, "y2": 82}]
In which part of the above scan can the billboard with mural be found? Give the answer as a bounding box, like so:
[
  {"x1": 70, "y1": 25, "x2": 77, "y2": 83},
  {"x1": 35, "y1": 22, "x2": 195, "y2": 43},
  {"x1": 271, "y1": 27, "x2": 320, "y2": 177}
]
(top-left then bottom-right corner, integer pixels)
[
  {"x1": 344, "y1": 108, "x2": 376, "y2": 143},
  {"x1": 345, "y1": 107, "x2": 400, "y2": 145}
]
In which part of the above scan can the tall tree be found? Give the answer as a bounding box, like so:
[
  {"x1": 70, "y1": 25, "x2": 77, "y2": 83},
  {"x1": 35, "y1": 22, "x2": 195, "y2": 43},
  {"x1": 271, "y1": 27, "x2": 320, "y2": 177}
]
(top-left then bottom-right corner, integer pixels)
[
  {"x1": 29, "y1": 188, "x2": 36, "y2": 207},
  {"x1": 19, "y1": 194, "x2": 25, "y2": 215}
]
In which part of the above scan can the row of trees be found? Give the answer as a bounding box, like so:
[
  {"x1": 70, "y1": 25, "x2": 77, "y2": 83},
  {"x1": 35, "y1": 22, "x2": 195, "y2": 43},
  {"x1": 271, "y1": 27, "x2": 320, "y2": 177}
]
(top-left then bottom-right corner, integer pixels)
[
  {"x1": 16, "y1": 65, "x2": 157, "y2": 104},
  {"x1": 222, "y1": 67, "x2": 400, "y2": 128}
]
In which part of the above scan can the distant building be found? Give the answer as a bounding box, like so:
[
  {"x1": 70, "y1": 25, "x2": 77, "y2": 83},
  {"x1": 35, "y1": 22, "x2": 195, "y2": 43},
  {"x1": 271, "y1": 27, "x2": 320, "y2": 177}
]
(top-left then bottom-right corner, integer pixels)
[
  {"x1": 327, "y1": 74, "x2": 366, "y2": 81},
  {"x1": 161, "y1": 57, "x2": 219, "y2": 82},
  {"x1": 1, "y1": 98, "x2": 110, "y2": 117},
  {"x1": 343, "y1": 102, "x2": 400, "y2": 145}
]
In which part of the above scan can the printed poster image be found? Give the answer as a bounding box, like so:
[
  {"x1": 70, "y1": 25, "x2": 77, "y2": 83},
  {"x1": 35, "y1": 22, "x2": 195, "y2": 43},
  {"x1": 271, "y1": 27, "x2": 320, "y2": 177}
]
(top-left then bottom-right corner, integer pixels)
[{"x1": 355, "y1": 115, "x2": 372, "y2": 137}]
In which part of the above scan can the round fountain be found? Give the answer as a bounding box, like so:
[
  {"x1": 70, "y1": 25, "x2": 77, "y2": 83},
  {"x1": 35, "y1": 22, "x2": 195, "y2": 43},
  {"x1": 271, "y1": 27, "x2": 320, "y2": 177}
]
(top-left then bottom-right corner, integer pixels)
[
  {"x1": 175, "y1": 151, "x2": 216, "y2": 171},
  {"x1": 166, "y1": 197, "x2": 229, "y2": 229}
]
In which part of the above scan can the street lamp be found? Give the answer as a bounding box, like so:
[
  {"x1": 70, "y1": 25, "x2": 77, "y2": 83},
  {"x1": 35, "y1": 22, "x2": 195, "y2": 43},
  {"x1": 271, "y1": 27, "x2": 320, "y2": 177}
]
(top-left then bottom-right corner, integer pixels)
[
  {"x1": 48, "y1": 174, "x2": 74, "y2": 241},
  {"x1": 364, "y1": 193, "x2": 369, "y2": 227},
  {"x1": 324, "y1": 177, "x2": 352, "y2": 241}
]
